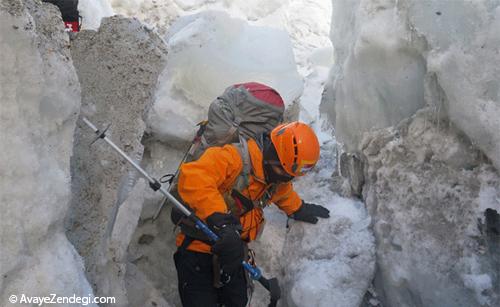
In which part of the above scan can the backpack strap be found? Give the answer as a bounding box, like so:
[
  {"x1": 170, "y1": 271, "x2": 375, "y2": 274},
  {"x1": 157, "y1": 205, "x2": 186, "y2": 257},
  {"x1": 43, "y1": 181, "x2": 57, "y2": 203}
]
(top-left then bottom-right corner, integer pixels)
[
  {"x1": 233, "y1": 136, "x2": 252, "y2": 189},
  {"x1": 218, "y1": 117, "x2": 242, "y2": 145},
  {"x1": 217, "y1": 137, "x2": 254, "y2": 217}
]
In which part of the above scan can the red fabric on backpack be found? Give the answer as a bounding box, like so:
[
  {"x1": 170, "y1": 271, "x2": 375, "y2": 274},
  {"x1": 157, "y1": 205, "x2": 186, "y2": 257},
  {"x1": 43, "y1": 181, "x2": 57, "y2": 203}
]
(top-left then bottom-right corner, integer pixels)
[
  {"x1": 64, "y1": 21, "x2": 80, "y2": 32},
  {"x1": 235, "y1": 82, "x2": 285, "y2": 108}
]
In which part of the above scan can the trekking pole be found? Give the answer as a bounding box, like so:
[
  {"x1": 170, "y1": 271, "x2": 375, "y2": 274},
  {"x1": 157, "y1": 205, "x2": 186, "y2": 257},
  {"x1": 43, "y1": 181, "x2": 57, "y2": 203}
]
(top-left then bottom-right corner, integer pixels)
[
  {"x1": 82, "y1": 117, "x2": 281, "y2": 306},
  {"x1": 152, "y1": 121, "x2": 208, "y2": 220}
]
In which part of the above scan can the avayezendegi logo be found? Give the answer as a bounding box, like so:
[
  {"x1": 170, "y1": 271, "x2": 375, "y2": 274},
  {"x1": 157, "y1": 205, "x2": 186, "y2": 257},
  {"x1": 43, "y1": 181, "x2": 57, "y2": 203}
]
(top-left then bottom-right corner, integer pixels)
[
  {"x1": 8, "y1": 295, "x2": 17, "y2": 303},
  {"x1": 7, "y1": 293, "x2": 116, "y2": 306}
]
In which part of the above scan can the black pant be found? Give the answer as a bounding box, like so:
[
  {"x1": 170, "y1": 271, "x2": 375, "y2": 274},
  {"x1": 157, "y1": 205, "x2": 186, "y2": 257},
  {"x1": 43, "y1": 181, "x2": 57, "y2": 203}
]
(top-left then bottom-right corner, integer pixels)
[{"x1": 174, "y1": 249, "x2": 248, "y2": 307}]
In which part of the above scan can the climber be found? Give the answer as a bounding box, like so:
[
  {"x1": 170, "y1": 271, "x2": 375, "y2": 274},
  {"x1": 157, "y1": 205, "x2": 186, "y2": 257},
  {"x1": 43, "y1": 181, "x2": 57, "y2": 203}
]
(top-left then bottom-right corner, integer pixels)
[
  {"x1": 174, "y1": 121, "x2": 330, "y2": 307},
  {"x1": 42, "y1": 0, "x2": 81, "y2": 32}
]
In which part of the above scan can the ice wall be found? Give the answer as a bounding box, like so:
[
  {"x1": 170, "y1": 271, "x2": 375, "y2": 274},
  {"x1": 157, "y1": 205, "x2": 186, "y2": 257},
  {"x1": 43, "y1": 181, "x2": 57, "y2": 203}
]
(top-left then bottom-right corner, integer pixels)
[
  {"x1": 323, "y1": 0, "x2": 427, "y2": 151},
  {"x1": 323, "y1": 0, "x2": 500, "y2": 305},
  {"x1": 406, "y1": 0, "x2": 500, "y2": 171},
  {"x1": 0, "y1": 0, "x2": 95, "y2": 305},
  {"x1": 361, "y1": 109, "x2": 500, "y2": 306},
  {"x1": 67, "y1": 16, "x2": 169, "y2": 306},
  {"x1": 147, "y1": 10, "x2": 303, "y2": 142},
  {"x1": 323, "y1": 0, "x2": 500, "y2": 171}
]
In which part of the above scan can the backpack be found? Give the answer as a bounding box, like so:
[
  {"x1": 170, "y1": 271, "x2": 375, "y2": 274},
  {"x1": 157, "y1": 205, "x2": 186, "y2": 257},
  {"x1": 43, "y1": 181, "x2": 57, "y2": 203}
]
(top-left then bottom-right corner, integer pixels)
[{"x1": 166, "y1": 82, "x2": 285, "y2": 241}]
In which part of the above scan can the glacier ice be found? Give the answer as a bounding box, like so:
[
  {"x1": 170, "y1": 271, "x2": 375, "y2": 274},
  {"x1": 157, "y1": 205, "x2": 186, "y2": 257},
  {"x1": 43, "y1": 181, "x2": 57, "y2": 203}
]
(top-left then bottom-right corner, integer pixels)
[
  {"x1": 410, "y1": 0, "x2": 500, "y2": 171},
  {"x1": 322, "y1": 0, "x2": 500, "y2": 305},
  {"x1": 78, "y1": 0, "x2": 114, "y2": 30},
  {"x1": 147, "y1": 10, "x2": 303, "y2": 142},
  {"x1": 107, "y1": 1, "x2": 376, "y2": 306},
  {"x1": 324, "y1": 0, "x2": 427, "y2": 152},
  {"x1": 0, "y1": 0, "x2": 95, "y2": 305},
  {"x1": 323, "y1": 0, "x2": 500, "y2": 171},
  {"x1": 67, "y1": 15, "x2": 168, "y2": 305},
  {"x1": 361, "y1": 109, "x2": 500, "y2": 306},
  {"x1": 0, "y1": 1, "x2": 379, "y2": 306}
]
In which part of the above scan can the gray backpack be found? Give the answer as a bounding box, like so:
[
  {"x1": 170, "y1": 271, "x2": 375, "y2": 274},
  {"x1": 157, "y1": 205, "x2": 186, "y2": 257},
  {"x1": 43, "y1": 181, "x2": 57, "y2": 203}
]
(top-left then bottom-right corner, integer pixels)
[
  {"x1": 188, "y1": 82, "x2": 285, "y2": 160},
  {"x1": 165, "y1": 82, "x2": 285, "y2": 241}
]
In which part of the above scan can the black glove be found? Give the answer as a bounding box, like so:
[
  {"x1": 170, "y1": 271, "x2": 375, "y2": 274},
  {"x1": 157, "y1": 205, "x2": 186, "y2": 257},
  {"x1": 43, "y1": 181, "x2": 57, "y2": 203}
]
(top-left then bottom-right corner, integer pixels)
[
  {"x1": 206, "y1": 213, "x2": 245, "y2": 275},
  {"x1": 290, "y1": 201, "x2": 330, "y2": 224}
]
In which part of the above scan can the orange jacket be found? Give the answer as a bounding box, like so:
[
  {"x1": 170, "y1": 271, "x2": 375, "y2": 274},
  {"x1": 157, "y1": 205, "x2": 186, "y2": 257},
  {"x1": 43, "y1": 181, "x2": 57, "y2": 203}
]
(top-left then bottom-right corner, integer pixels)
[{"x1": 176, "y1": 139, "x2": 302, "y2": 253}]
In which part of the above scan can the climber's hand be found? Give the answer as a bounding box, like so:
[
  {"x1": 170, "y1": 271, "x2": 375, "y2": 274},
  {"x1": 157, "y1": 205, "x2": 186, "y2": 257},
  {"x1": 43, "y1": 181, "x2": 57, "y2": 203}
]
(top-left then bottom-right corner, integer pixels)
[
  {"x1": 290, "y1": 201, "x2": 330, "y2": 224},
  {"x1": 207, "y1": 213, "x2": 245, "y2": 276}
]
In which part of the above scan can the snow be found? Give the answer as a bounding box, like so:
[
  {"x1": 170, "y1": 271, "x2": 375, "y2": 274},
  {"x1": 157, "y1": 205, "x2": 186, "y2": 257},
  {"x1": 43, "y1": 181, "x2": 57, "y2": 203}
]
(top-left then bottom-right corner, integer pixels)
[
  {"x1": 407, "y1": 0, "x2": 500, "y2": 171},
  {"x1": 0, "y1": 1, "x2": 94, "y2": 304},
  {"x1": 321, "y1": 2, "x2": 500, "y2": 303},
  {"x1": 478, "y1": 169, "x2": 500, "y2": 218},
  {"x1": 325, "y1": 0, "x2": 427, "y2": 151},
  {"x1": 67, "y1": 15, "x2": 168, "y2": 305},
  {"x1": 280, "y1": 141, "x2": 375, "y2": 307},
  {"x1": 462, "y1": 273, "x2": 493, "y2": 305},
  {"x1": 101, "y1": 0, "x2": 377, "y2": 305},
  {"x1": 0, "y1": 0, "x2": 375, "y2": 305},
  {"x1": 249, "y1": 139, "x2": 374, "y2": 306},
  {"x1": 102, "y1": 0, "x2": 375, "y2": 305},
  {"x1": 78, "y1": 0, "x2": 114, "y2": 30},
  {"x1": 147, "y1": 10, "x2": 303, "y2": 142},
  {"x1": 2, "y1": 0, "x2": 494, "y2": 306},
  {"x1": 109, "y1": 0, "x2": 332, "y2": 46},
  {"x1": 164, "y1": 11, "x2": 302, "y2": 103},
  {"x1": 324, "y1": 0, "x2": 500, "y2": 170},
  {"x1": 360, "y1": 108, "x2": 500, "y2": 306}
]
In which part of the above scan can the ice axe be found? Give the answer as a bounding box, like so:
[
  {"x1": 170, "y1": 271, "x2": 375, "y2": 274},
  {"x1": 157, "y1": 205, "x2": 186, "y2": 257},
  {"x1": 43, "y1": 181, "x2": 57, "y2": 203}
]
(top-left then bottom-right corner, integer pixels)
[{"x1": 82, "y1": 117, "x2": 281, "y2": 306}]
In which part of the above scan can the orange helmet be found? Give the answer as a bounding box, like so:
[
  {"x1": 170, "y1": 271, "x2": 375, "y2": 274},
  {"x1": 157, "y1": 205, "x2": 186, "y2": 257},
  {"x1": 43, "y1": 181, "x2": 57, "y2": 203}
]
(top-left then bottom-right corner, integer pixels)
[{"x1": 270, "y1": 122, "x2": 320, "y2": 177}]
